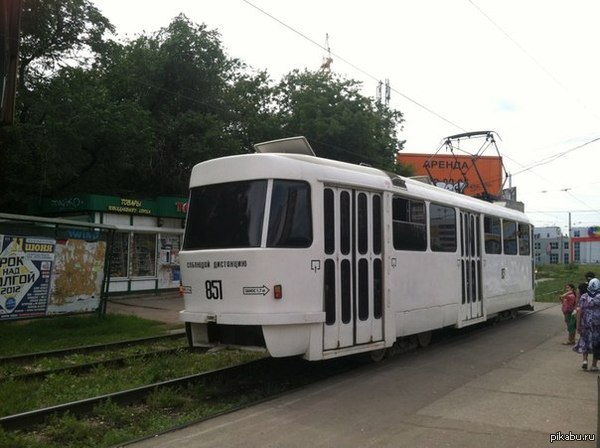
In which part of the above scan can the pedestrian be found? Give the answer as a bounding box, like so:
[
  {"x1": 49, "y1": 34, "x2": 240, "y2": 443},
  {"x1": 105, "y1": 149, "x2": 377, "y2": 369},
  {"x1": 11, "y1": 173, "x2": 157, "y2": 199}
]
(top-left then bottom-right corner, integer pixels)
[
  {"x1": 573, "y1": 278, "x2": 600, "y2": 371},
  {"x1": 559, "y1": 283, "x2": 577, "y2": 344},
  {"x1": 585, "y1": 271, "x2": 596, "y2": 284},
  {"x1": 576, "y1": 282, "x2": 588, "y2": 304}
]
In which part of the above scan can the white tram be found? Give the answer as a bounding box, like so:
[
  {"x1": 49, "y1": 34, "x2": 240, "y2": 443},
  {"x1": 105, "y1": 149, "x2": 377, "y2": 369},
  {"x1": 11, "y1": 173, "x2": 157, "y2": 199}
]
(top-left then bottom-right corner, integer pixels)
[{"x1": 179, "y1": 137, "x2": 534, "y2": 361}]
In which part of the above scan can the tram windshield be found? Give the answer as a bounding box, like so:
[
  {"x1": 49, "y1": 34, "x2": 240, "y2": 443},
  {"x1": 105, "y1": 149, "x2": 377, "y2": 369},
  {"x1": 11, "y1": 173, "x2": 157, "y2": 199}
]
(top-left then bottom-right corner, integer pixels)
[{"x1": 183, "y1": 179, "x2": 312, "y2": 250}]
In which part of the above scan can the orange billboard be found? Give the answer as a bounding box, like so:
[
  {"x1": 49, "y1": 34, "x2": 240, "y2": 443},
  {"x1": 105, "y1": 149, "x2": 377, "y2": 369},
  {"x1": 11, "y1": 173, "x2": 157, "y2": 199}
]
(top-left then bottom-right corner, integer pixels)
[{"x1": 398, "y1": 153, "x2": 503, "y2": 198}]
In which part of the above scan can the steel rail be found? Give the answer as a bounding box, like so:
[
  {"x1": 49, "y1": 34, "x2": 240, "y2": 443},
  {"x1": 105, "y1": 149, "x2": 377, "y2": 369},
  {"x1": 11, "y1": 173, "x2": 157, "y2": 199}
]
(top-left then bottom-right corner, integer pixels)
[
  {"x1": 0, "y1": 357, "x2": 274, "y2": 431},
  {"x1": 0, "y1": 332, "x2": 186, "y2": 365},
  {"x1": 0, "y1": 306, "x2": 545, "y2": 435},
  {"x1": 2, "y1": 346, "x2": 205, "y2": 382}
]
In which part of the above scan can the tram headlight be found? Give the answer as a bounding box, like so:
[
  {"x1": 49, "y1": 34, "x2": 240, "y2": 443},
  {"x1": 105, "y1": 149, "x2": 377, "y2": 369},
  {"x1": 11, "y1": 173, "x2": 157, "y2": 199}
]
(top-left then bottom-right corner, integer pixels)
[{"x1": 274, "y1": 284, "x2": 283, "y2": 299}]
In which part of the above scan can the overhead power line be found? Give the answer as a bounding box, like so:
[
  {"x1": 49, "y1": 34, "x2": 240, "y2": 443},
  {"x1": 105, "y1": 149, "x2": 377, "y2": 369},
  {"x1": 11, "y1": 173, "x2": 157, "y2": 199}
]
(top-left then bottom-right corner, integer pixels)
[
  {"x1": 241, "y1": 0, "x2": 465, "y2": 131},
  {"x1": 240, "y1": 0, "x2": 600, "y2": 214},
  {"x1": 511, "y1": 136, "x2": 600, "y2": 176},
  {"x1": 468, "y1": 0, "x2": 600, "y2": 124}
]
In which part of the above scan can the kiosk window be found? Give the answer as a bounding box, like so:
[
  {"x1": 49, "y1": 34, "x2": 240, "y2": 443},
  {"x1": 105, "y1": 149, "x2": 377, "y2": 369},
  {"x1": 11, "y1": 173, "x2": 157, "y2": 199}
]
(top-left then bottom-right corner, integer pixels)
[
  {"x1": 131, "y1": 233, "x2": 156, "y2": 277},
  {"x1": 110, "y1": 232, "x2": 129, "y2": 277}
]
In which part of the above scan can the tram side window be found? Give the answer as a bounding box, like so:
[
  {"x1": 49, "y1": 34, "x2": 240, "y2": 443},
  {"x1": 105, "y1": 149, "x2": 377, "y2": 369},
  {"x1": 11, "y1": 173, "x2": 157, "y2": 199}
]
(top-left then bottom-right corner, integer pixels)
[
  {"x1": 518, "y1": 223, "x2": 531, "y2": 255},
  {"x1": 392, "y1": 197, "x2": 426, "y2": 251},
  {"x1": 430, "y1": 204, "x2": 456, "y2": 252},
  {"x1": 484, "y1": 216, "x2": 502, "y2": 254},
  {"x1": 267, "y1": 180, "x2": 312, "y2": 248},
  {"x1": 503, "y1": 220, "x2": 518, "y2": 255}
]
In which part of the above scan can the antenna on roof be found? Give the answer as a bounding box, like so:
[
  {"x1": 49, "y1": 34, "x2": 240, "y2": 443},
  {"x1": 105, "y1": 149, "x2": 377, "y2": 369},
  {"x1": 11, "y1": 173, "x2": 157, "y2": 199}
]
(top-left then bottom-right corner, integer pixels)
[{"x1": 320, "y1": 33, "x2": 333, "y2": 72}]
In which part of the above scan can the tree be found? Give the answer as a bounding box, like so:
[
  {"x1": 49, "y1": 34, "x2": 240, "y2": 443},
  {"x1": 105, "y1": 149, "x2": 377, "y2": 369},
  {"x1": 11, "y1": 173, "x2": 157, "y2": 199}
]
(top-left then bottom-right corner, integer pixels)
[
  {"x1": 225, "y1": 70, "x2": 281, "y2": 153},
  {"x1": 0, "y1": 0, "x2": 118, "y2": 212},
  {"x1": 0, "y1": 9, "x2": 411, "y2": 214},
  {"x1": 272, "y1": 70, "x2": 408, "y2": 173},
  {"x1": 98, "y1": 15, "x2": 244, "y2": 196},
  {"x1": 18, "y1": 0, "x2": 113, "y2": 89}
]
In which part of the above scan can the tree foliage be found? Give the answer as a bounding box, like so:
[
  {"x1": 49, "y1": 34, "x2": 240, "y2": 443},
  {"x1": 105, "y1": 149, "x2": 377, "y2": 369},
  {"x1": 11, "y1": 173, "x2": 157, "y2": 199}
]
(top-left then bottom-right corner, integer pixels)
[
  {"x1": 19, "y1": 0, "x2": 113, "y2": 87},
  {"x1": 0, "y1": 4, "x2": 409, "y2": 214},
  {"x1": 273, "y1": 70, "x2": 405, "y2": 170}
]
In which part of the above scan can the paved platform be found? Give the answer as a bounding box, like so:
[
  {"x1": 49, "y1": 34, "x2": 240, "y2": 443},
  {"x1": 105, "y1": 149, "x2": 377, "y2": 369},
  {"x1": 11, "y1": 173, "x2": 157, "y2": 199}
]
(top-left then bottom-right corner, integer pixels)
[{"x1": 125, "y1": 303, "x2": 598, "y2": 448}]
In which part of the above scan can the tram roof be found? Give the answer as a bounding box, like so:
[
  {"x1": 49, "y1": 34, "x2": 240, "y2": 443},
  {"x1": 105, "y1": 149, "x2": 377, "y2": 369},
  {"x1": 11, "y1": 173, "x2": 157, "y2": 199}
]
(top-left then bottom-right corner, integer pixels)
[{"x1": 190, "y1": 153, "x2": 529, "y2": 222}]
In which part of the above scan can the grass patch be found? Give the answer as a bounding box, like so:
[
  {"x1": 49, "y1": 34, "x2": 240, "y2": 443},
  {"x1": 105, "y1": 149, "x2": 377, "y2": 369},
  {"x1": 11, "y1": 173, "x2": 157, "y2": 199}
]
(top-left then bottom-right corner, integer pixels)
[
  {"x1": 0, "y1": 337, "x2": 186, "y2": 379},
  {"x1": 0, "y1": 350, "x2": 265, "y2": 417},
  {"x1": 535, "y1": 263, "x2": 600, "y2": 303},
  {"x1": 0, "y1": 314, "x2": 170, "y2": 356},
  {"x1": 0, "y1": 350, "x2": 268, "y2": 448}
]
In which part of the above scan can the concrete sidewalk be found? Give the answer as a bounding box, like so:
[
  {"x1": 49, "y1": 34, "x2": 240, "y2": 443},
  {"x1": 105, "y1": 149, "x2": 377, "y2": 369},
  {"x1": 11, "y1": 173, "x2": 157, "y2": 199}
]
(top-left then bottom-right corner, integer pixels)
[
  {"x1": 105, "y1": 292, "x2": 184, "y2": 327},
  {"x1": 128, "y1": 303, "x2": 598, "y2": 448}
]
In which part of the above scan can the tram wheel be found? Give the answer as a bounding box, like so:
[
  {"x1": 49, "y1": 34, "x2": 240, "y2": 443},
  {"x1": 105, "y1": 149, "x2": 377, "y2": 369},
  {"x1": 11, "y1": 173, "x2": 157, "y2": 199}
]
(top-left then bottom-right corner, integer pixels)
[
  {"x1": 417, "y1": 331, "x2": 432, "y2": 347},
  {"x1": 369, "y1": 348, "x2": 387, "y2": 362}
]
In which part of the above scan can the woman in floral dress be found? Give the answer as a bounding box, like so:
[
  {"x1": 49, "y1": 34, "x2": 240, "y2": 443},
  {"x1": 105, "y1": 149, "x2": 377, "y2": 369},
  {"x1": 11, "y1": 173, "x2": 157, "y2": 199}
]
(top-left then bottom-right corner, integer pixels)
[{"x1": 573, "y1": 278, "x2": 600, "y2": 371}]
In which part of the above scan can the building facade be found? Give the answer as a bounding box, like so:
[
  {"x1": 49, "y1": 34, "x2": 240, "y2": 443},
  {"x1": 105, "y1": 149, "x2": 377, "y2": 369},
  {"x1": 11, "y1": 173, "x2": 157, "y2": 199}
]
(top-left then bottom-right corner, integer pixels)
[
  {"x1": 571, "y1": 226, "x2": 600, "y2": 264},
  {"x1": 34, "y1": 194, "x2": 187, "y2": 294},
  {"x1": 533, "y1": 226, "x2": 570, "y2": 265},
  {"x1": 533, "y1": 225, "x2": 600, "y2": 265}
]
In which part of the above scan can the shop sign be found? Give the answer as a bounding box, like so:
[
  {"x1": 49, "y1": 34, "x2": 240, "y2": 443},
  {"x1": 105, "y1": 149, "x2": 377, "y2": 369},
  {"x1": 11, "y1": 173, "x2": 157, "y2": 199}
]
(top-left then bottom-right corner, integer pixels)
[
  {"x1": 39, "y1": 194, "x2": 188, "y2": 218},
  {"x1": 156, "y1": 196, "x2": 188, "y2": 218},
  {"x1": 107, "y1": 197, "x2": 153, "y2": 215}
]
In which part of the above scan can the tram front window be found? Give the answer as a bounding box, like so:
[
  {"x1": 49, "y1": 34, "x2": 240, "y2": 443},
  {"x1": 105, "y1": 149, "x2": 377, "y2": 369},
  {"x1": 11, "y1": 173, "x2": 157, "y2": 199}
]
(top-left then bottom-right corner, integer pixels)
[
  {"x1": 183, "y1": 179, "x2": 312, "y2": 250},
  {"x1": 184, "y1": 180, "x2": 267, "y2": 249},
  {"x1": 267, "y1": 180, "x2": 312, "y2": 248}
]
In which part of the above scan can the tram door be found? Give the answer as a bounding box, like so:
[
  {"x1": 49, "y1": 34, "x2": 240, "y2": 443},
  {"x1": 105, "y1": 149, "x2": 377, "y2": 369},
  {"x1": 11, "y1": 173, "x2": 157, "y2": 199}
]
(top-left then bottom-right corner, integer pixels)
[
  {"x1": 459, "y1": 211, "x2": 483, "y2": 322},
  {"x1": 323, "y1": 187, "x2": 384, "y2": 351}
]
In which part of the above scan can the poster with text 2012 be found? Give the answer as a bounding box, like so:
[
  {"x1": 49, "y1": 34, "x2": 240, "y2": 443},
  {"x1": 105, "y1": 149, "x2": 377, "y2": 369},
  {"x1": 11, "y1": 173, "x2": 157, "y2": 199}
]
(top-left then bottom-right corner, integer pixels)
[{"x1": 0, "y1": 235, "x2": 55, "y2": 319}]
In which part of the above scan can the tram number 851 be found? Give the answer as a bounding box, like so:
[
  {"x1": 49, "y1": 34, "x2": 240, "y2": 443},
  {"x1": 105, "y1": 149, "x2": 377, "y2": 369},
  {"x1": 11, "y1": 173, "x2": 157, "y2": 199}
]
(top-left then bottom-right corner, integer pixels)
[{"x1": 205, "y1": 280, "x2": 223, "y2": 300}]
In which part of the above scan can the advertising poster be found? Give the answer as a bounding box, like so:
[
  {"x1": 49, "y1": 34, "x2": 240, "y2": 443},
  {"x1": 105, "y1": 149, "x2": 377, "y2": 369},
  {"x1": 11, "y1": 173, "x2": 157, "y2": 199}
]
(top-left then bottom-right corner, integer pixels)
[
  {"x1": 0, "y1": 235, "x2": 55, "y2": 319},
  {"x1": 47, "y1": 239, "x2": 106, "y2": 315},
  {"x1": 398, "y1": 153, "x2": 503, "y2": 198}
]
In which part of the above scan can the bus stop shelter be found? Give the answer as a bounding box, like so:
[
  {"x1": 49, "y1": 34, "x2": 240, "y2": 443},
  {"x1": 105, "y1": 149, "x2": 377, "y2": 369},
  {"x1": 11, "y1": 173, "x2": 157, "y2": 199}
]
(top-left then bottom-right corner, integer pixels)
[{"x1": 0, "y1": 212, "x2": 116, "y2": 320}]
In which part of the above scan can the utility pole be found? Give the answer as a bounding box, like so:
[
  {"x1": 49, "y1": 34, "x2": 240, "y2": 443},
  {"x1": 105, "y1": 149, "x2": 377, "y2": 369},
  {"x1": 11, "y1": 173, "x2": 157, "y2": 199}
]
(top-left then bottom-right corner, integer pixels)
[
  {"x1": 376, "y1": 81, "x2": 382, "y2": 104},
  {"x1": 319, "y1": 33, "x2": 333, "y2": 72},
  {"x1": 568, "y1": 212, "x2": 572, "y2": 264},
  {"x1": 384, "y1": 79, "x2": 391, "y2": 106}
]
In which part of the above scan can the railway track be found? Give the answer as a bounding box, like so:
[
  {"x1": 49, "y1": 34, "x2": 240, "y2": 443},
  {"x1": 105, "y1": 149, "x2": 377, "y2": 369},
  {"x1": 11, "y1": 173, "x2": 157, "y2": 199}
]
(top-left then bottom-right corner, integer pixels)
[
  {"x1": 0, "y1": 332, "x2": 186, "y2": 365},
  {"x1": 0, "y1": 355, "x2": 363, "y2": 430},
  {"x1": 0, "y1": 357, "x2": 272, "y2": 430},
  {"x1": 0, "y1": 308, "x2": 541, "y2": 447},
  {"x1": 2, "y1": 346, "x2": 204, "y2": 382}
]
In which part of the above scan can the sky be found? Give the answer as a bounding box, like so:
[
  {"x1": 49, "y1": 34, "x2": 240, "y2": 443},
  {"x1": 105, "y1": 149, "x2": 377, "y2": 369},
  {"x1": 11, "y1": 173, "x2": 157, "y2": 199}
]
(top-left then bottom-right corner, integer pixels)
[{"x1": 92, "y1": 0, "x2": 600, "y2": 232}]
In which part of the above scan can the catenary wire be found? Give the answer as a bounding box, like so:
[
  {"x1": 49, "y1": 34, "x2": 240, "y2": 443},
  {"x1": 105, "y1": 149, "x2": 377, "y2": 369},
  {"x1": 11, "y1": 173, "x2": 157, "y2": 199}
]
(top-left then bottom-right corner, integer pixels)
[
  {"x1": 467, "y1": 0, "x2": 600, "y2": 124},
  {"x1": 241, "y1": 0, "x2": 465, "y2": 131}
]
